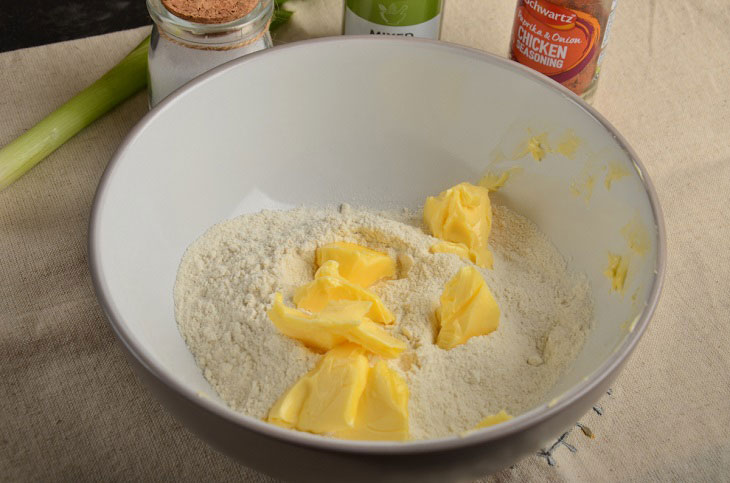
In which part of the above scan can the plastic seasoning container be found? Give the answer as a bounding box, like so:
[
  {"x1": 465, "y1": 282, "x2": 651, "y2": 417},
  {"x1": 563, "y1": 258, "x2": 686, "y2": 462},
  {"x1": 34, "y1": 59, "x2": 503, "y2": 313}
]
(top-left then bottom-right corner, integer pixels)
[
  {"x1": 343, "y1": 0, "x2": 444, "y2": 39},
  {"x1": 146, "y1": 0, "x2": 273, "y2": 107},
  {"x1": 509, "y1": 0, "x2": 618, "y2": 103}
]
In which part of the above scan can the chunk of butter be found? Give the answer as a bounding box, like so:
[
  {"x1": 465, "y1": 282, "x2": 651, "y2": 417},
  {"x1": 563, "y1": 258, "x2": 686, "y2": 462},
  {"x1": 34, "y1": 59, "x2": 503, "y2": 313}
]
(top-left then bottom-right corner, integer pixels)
[
  {"x1": 316, "y1": 242, "x2": 396, "y2": 288},
  {"x1": 526, "y1": 135, "x2": 548, "y2": 161},
  {"x1": 268, "y1": 293, "x2": 353, "y2": 352},
  {"x1": 479, "y1": 171, "x2": 510, "y2": 192},
  {"x1": 268, "y1": 348, "x2": 410, "y2": 441},
  {"x1": 294, "y1": 261, "x2": 395, "y2": 324},
  {"x1": 268, "y1": 294, "x2": 405, "y2": 358},
  {"x1": 474, "y1": 410, "x2": 513, "y2": 429},
  {"x1": 268, "y1": 344, "x2": 369, "y2": 434},
  {"x1": 604, "y1": 253, "x2": 629, "y2": 293},
  {"x1": 430, "y1": 240, "x2": 471, "y2": 259},
  {"x1": 334, "y1": 361, "x2": 410, "y2": 441},
  {"x1": 423, "y1": 182, "x2": 494, "y2": 269},
  {"x1": 341, "y1": 315, "x2": 406, "y2": 358},
  {"x1": 436, "y1": 266, "x2": 500, "y2": 350}
]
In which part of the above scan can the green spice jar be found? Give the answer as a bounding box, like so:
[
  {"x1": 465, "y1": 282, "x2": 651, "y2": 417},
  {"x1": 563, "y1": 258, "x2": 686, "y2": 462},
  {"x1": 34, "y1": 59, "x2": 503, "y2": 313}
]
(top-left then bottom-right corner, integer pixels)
[{"x1": 343, "y1": 0, "x2": 444, "y2": 39}]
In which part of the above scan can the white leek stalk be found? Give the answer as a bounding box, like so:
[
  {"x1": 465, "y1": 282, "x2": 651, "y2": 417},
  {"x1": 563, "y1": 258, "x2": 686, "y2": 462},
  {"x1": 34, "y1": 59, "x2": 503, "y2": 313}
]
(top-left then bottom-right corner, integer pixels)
[{"x1": 0, "y1": 37, "x2": 150, "y2": 192}]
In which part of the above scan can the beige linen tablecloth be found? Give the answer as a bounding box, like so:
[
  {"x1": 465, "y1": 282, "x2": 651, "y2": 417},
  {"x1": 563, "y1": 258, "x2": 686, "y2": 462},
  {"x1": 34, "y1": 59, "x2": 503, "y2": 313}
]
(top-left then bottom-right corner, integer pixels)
[{"x1": 1, "y1": 1, "x2": 729, "y2": 480}]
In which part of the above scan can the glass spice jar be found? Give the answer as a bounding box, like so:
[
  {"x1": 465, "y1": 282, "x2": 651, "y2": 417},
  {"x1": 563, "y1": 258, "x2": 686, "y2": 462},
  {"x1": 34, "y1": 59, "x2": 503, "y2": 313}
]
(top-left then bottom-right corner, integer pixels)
[
  {"x1": 509, "y1": 0, "x2": 618, "y2": 103},
  {"x1": 146, "y1": 0, "x2": 274, "y2": 107}
]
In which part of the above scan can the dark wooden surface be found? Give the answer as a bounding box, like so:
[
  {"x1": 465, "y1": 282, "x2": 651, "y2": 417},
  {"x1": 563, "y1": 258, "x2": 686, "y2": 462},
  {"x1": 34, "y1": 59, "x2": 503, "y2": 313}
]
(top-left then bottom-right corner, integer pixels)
[{"x1": 1, "y1": 0, "x2": 151, "y2": 53}]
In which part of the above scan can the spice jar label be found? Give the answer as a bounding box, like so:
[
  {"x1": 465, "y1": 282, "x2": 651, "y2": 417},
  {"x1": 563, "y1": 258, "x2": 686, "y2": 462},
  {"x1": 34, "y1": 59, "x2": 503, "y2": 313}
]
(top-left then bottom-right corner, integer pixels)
[
  {"x1": 344, "y1": 0, "x2": 443, "y2": 39},
  {"x1": 510, "y1": 0, "x2": 602, "y2": 91}
]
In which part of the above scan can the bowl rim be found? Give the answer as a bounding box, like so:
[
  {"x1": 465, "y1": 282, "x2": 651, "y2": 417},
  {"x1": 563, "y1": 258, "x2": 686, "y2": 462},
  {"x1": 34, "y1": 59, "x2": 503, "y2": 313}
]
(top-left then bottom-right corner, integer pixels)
[{"x1": 89, "y1": 35, "x2": 666, "y2": 454}]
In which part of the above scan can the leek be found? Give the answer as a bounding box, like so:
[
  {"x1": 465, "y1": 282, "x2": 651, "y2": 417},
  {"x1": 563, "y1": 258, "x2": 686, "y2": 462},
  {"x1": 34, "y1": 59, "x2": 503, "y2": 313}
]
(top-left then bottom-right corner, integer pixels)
[{"x1": 0, "y1": 37, "x2": 149, "y2": 192}]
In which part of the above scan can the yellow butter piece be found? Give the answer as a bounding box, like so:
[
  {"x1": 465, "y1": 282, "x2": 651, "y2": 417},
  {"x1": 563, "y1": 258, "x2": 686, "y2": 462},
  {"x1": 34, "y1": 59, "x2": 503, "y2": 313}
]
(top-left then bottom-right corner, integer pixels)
[
  {"x1": 334, "y1": 361, "x2": 410, "y2": 441},
  {"x1": 523, "y1": 132, "x2": 550, "y2": 161},
  {"x1": 430, "y1": 240, "x2": 471, "y2": 259},
  {"x1": 604, "y1": 160, "x2": 630, "y2": 189},
  {"x1": 341, "y1": 316, "x2": 406, "y2": 359},
  {"x1": 436, "y1": 266, "x2": 500, "y2": 350},
  {"x1": 268, "y1": 294, "x2": 404, "y2": 358},
  {"x1": 268, "y1": 348, "x2": 410, "y2": 441},
  {"x1": 478, "y1": 167, "x2": 524, "y2": 192},
  {"x1": 316, "y1": 242, "x2": 396, "y2": 288},
  {"x1": 605, "y1": 253, "x2": 629, "y2": 293},
  {"x1": 474, "y1": 410, "x2": 513, "y2": 429},
  {"x1": 556, "y1": 129, "x2": 581, "y2": 159},
  {"x1": 314, "y1": 259, "x2": 341, "y2": 278},
  {"x1": 268, "y1": 344, "x2": 369, "y2": 434},
  {"x1": 479, "y1": 171, "x2": 511, "y2": 192},
  {"x1": 424, "y1": 182, "x2": 494, "y2": 269},
  {"x1": 268, "y1": 293, "x2": 354, "y2": 352},
  {"x1": 294, "y1": 261, "x2": 395, "y2": 325},
  {"x1": 265, "y1": 369, "x2": 311, "y2": 429},
  {"x1": 621, "y1": 218, "x2": 650, "y2": 256}
]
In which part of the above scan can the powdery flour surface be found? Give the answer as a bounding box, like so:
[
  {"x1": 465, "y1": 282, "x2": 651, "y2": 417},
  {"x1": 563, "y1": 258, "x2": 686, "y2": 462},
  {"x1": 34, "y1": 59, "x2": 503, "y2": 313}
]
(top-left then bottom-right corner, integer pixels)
[{"x1": 174, "y1": 204, "x2": 593, "y2": 440}]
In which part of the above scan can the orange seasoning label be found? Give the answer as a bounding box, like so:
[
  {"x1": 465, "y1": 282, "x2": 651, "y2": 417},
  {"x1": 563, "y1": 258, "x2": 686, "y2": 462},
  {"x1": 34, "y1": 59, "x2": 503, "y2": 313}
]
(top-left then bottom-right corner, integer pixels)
[{"x1": 510, "y1": 0, "x2": 601, "y2": 92}]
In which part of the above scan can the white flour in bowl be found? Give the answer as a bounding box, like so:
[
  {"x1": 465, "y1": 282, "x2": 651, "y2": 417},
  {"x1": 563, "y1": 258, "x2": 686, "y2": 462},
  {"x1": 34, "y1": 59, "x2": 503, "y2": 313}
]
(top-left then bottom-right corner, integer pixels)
[{"x1": 173, "y1": 204, "x2": 592, "y2": 440}]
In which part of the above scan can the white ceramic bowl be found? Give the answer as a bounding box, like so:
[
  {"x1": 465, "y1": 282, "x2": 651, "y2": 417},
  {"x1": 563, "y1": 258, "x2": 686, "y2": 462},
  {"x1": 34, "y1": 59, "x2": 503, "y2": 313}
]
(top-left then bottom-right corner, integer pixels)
[{"x1": 90, "y1": 37, "x2": 664, "y2": 482}]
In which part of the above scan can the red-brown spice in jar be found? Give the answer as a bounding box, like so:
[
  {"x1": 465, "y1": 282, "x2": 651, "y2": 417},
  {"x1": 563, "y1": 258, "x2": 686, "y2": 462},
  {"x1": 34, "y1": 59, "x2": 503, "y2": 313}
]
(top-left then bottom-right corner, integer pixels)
[{"x1": 162, "y1": 0, "x2": 260, "y2": 24}]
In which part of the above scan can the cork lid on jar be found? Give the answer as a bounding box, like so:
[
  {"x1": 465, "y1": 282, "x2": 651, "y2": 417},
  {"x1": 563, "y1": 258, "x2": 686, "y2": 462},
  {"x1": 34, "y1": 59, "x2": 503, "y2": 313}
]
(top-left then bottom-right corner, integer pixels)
[{"x1": 162, "y1": 0, "x2": 261, "y2": 24}]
